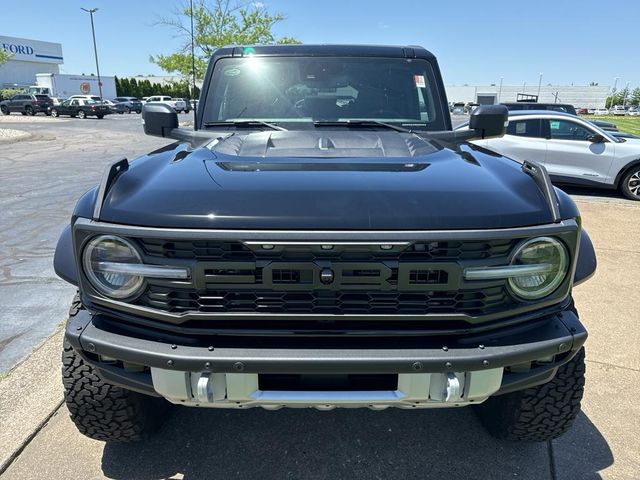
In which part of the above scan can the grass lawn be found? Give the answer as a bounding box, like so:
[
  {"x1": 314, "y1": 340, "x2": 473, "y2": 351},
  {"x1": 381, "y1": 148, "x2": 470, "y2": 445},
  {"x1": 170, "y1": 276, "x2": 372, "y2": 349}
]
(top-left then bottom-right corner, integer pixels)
[{"x1": 579, "y1": 115, "x2": 640, "y2": 136}]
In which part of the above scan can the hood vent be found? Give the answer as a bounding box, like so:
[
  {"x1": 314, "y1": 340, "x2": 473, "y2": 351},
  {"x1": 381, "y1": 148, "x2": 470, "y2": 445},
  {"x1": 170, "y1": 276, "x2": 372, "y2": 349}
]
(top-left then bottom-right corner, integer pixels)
[{"x1": 213, "y1": 130, "x2": 438, "y2": 158}]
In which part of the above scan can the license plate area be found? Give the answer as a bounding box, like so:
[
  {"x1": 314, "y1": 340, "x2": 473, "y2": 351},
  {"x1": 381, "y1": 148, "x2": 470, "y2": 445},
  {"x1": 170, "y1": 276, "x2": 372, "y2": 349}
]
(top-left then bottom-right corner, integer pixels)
[{"x1": 258, "y1": 373, "x2": 398, "y2": 392}]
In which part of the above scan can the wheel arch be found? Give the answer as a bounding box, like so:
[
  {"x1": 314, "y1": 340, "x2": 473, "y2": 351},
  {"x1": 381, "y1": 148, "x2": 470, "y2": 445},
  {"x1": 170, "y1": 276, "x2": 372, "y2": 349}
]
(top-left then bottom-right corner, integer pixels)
[
  {"x1": 614, "y1": 159, "x2": 640, "y2": 188},
  {"x1": 574, "y1": 228, "x2": 597, "y2": 286}
]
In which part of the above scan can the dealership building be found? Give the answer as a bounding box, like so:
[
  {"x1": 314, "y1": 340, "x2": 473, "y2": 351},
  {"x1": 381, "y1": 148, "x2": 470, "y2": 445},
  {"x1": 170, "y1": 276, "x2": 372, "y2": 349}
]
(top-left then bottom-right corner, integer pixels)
[
  {"x1": 0, "y1": 35, "x2": 63, "y2": 88},
  {"x1": 445, "y1": 84, "x2": 611, "y2": 109}
]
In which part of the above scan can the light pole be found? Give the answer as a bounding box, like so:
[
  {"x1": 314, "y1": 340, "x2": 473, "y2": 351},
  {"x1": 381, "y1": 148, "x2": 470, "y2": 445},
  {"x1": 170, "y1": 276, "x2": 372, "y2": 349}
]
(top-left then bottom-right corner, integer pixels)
[
  {"x1": 610, "y1": 77, "x2": 619, "y2": 109},
  {"x1": 498, "y1": 77, "x2": 503, "y2": 102},
  {"x1": 623, "y1": 81, "x2": 630, "y2": 107},
  {"x1": 81, "y1": 7, "x2": 103, "y2": 100},
  {"x1": 537, "y1": 72, "x2": 543, "y2": 98}
]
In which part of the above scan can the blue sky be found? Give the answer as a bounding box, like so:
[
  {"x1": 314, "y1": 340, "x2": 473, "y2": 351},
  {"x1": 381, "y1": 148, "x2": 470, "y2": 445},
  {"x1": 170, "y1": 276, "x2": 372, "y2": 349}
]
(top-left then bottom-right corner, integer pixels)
[{"x1": 5, "y1": 0, "x2": 639, "y2": 88}]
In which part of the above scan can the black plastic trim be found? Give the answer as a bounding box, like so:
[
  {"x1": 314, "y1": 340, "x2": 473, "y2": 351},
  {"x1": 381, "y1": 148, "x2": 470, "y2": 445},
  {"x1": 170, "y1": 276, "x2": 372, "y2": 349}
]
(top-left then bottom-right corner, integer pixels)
[
  {"x1": 522, "y1": 160, "x2": 561, "y2": 222},
  {"x1": 65, "y1": 308, "x2": 587, "y2": 375},
  {"x1": 93, "y1": 158, "x2": 128, "y2": 221},
  {"x1": 574, "y1": 229, "x2": 597, "y2": 286},
  {"x1": 53, "y1": 224, "x2": 78, "y2": 285}
]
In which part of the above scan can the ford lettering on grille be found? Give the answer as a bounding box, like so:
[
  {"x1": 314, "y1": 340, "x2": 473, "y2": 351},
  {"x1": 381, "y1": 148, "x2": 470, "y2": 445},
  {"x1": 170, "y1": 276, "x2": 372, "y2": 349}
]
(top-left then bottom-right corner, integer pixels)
[{"x1": 194, "y1": 261, "x2": 462, "y2": 291}]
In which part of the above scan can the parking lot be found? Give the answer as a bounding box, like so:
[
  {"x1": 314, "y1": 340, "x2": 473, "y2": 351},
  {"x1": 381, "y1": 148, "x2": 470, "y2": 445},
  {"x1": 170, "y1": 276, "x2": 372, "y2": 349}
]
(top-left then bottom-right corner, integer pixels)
[{"x1": 0, "y1": 115, "x2": 639, "y2": 479}]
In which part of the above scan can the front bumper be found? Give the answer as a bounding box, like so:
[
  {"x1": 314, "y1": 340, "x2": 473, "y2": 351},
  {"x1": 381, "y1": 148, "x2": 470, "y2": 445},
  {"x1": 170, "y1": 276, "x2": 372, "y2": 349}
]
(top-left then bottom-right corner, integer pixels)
[{"x1": 65, "y1": 307, "x2": 587, "y2": 409}]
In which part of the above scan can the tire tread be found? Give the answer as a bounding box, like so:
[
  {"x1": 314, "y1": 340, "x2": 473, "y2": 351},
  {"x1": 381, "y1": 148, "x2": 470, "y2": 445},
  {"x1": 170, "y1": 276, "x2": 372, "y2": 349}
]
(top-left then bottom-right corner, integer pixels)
[
  {"x1": 61, "y1": 293, "x2": 169, "y2": 442},
  {"x1": 474, "y1": 348, "x2": 586, "y2": 441}
]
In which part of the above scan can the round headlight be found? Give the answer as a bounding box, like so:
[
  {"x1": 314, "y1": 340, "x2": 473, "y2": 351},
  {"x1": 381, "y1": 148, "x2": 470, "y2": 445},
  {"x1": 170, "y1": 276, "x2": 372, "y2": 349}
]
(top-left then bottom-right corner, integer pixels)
[
  {"x1": 508, "y1": 237, "x2": 569, "y2": 300},
  {"x1": 82, "y1": 235, "x2": 145, "y2": 299}
]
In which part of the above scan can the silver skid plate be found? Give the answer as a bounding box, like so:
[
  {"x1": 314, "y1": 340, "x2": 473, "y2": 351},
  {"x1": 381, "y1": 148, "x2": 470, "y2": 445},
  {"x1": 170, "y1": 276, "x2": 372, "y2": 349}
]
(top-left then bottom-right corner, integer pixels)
[{"x1": 151, "y1": 369, "x2": 504, "y2": 410}]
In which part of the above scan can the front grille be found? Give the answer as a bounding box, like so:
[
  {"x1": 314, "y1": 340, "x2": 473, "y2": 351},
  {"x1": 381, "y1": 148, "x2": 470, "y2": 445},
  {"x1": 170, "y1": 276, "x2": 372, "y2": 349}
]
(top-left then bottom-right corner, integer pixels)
[
  {"x1": 138, "y1": 238, "x2": 515, "y2": 262},
  {"x1": 131, "y1": 238, "x2": 519, "y2": 319},
  {"x1": 140, "y1": 285, "x2": 511, "y2": 316}
]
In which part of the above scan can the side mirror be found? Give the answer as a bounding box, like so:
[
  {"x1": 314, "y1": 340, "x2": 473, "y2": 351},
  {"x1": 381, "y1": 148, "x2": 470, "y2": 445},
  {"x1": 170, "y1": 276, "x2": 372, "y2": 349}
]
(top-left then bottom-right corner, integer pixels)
[
  {"x1": 142, "y1": 103, "x2": 178, "y2": 138},
  {"x1": 469, "y1": 105, "x2": 509, "y2": 139},
  {"x1": 587, "y1": 133, "x2": 605, "y2": 143}
]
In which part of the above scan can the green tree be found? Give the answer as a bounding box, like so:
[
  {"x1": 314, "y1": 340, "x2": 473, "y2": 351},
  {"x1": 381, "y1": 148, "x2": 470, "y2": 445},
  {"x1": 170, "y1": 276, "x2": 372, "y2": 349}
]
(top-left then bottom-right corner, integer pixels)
[
  {"x1": 151, "y1": 0, "x2": 300, "y2": 79},
  {"x1": 630, "y1": 87, "x2": 640, "y2": 106},
  {"x1": 120, "y1": 77, "x2": 132, "y2": 96},
  {"x1": 0, "y1": 49, "x2": 12, "y2": 66},
  {"x1": 130, "y1": 78, "x2": 140, "y2": 98}
]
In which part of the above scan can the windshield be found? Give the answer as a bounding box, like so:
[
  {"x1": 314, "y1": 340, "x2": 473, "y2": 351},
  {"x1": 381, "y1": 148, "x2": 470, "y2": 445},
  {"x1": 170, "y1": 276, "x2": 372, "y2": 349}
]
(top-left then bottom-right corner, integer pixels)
[{"x1": 203, "y1": 56, "x2": 445, "y2": 131}]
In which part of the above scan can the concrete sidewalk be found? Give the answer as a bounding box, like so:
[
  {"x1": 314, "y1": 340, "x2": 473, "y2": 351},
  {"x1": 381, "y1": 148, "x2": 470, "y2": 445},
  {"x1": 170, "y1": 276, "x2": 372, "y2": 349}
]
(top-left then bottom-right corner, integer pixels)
[{"x1": 0, "y1": 200, "x2": 638, "y2": 480}]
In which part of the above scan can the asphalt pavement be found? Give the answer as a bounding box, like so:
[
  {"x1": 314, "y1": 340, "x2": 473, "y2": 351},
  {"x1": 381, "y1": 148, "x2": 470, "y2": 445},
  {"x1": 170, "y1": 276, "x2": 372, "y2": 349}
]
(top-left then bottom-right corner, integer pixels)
[
  {"x1": 0, "y1": 114, "x2": 638, "y2": 479},
  {"x1": 0, "y1": 113, "x2": 175, "y2": 372}
]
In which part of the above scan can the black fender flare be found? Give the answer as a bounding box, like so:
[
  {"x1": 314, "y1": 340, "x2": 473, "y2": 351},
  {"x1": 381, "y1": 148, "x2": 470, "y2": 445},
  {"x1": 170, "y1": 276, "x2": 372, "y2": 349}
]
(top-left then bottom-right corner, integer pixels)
[
  {"x1": 574, "y1": 228, "x2": 597, "y2": 286},
  {"x1": 54, "y1": 224, "x2": 78, "y2": 286}
]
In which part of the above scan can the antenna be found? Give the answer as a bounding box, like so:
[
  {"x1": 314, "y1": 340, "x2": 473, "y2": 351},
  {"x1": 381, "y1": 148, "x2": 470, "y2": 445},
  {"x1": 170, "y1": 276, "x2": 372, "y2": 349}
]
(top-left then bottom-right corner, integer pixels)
[{"x1": 190, "y1": 0, "x2": 197, "y2": 129}]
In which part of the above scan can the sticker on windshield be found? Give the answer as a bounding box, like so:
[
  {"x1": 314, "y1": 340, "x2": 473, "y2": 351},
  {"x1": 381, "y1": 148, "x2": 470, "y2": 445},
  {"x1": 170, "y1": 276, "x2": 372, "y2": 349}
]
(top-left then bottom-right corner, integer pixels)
[
  {"x1": 224, "y1": 68, "x2": 241, "y2": 77},
  {"x1": 414, "y1": 75, "x2": 426, "y2": 88},
  {"x1": 516, "y1": 123, "x2": 527, "y2": 134},
  {"x1": 550, "y1": 121, "x2": 560, "y2": 130}
]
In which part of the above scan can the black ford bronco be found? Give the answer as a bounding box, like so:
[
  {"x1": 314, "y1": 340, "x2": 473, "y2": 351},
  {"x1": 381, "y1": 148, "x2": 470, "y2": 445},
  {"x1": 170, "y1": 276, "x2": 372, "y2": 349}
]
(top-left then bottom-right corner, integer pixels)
[{"x1": 54, "y1": 45, "x2": 596, "y2": 442}]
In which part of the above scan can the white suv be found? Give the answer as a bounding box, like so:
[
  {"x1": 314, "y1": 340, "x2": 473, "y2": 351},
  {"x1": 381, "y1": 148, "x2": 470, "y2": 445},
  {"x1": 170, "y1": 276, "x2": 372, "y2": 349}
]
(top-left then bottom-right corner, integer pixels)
[
  {"x1": 145, "y1": 95, "x2": 187, "y2": 113},
  {"x1": 459, "y1": 111, "x2": 640, "y2": 200},
  {"x1": 611, "y1": 106, "x2": 627, "y2": 116}
]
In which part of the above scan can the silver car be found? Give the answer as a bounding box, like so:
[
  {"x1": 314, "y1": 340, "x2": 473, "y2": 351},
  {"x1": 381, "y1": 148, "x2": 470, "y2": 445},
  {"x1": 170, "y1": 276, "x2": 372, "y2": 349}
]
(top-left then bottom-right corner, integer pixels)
[{"x1": 458, "y1": 111, "x2": 640, "y2": 200}]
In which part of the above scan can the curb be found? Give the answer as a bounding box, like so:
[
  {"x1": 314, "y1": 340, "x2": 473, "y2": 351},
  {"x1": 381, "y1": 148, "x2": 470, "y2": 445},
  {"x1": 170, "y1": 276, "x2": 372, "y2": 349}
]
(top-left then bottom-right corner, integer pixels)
[{"x1": 0, "y1": 329, "x2": 65, "y2": 474}]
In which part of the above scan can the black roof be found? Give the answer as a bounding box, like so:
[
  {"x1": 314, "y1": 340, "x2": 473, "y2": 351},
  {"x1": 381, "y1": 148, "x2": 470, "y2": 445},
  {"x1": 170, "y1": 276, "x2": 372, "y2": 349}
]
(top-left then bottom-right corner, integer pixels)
[{"x1": 213, "y1": 44, "x2": 436, "y2": 60}]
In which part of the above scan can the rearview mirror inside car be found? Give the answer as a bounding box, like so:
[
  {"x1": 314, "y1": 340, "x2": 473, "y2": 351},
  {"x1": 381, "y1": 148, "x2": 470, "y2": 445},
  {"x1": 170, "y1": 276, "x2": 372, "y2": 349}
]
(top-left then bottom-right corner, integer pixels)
[{"x1": 469, "y1": 105, "x2": 509, "y2": 139}]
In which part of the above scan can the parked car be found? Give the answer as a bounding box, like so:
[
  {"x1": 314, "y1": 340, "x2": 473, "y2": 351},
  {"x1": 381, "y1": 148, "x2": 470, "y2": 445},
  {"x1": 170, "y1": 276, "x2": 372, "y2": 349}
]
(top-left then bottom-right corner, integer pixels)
[
  {"x1": 172, "y1": 98, "x2": 190, "y2": 113},
  {"x1": 452, "y1": 102, "x2": 465, "y2": 114},
  {"x1": 611, "y1": 106, "x2": 627, "y2": 116},
  {"x1": 0, "y1": 94, "x2": 52, "y2": 116},
  {"x1": 145, "y1": 95, "x2": 187, "y2": 113},
  {"x1": 593, "y1": 108, "x2": 609, "y2": 115},
  {"x1": 459, "y1": 110, "x2": 640, "y2": 200},
  {"x1": 113, "y1": 96, "x2": 143, "y2": 114},
  {"x1": 97, "y1": 99, "x2": 127, "y2": 114},
  {"x1": 626, "y1": 106, "x2": 639, "y2": 116},
  {"x1": 576, "y1": 108, "x2": 589, "y2": 115},
  {"x1": 57, "y1": 44, "x2": 595, "y2": 444},
  {"x1": 50, "y1": 98, "x2": 111, "y2": 119},
  {"x1": 67, "y1": 94, "x2": 102, "y2": 102},
  {"x1": 501, "y1": 102, "x2": 617, "y2": 131}
]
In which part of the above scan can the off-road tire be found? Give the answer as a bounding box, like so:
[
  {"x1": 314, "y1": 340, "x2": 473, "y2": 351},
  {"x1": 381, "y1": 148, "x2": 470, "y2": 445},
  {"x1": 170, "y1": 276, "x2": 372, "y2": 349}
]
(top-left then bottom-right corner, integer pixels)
[
  {"x1": 62, "y1": 293, "x2": 170, "y2": 442},
  {"x1": 474, "y1": 347, "x2": 585, "y2": 441},
  {"x1": 620, "y1": 166, "x2": 640, "y2": 200}
]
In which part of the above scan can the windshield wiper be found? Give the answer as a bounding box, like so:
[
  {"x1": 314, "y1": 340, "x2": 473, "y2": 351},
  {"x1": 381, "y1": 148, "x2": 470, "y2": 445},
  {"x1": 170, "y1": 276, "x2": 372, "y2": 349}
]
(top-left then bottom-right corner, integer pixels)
[
  {"x1": 314, "y1": 120, "x2": 413, "y2": 133},
  {"x1": 203, "y1": 120, "x2": 287, "y2": 131}
]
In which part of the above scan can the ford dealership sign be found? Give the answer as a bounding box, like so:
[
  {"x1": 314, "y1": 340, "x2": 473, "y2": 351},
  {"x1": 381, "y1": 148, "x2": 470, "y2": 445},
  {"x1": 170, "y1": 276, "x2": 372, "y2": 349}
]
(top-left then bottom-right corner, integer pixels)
[{"x1": 0, "y1": 35, "x2": 63, "y2": 64}]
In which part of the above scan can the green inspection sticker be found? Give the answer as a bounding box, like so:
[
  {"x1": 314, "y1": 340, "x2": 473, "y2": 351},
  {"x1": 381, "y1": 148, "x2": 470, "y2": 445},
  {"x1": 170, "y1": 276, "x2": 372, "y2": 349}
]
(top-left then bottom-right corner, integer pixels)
[
  {"x1": 224, "y1": 68, "x2": 241, "y2": 77},
  {"x1": 550, "y1": 121, "x2": 560, "y2": 130}
]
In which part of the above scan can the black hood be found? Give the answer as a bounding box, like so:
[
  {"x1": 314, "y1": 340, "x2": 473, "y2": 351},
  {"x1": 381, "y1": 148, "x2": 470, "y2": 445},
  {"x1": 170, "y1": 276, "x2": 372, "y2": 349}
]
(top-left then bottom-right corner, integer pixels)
[{"x1": 98, "y1": 130, "x2": 557, "y2": 230}]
